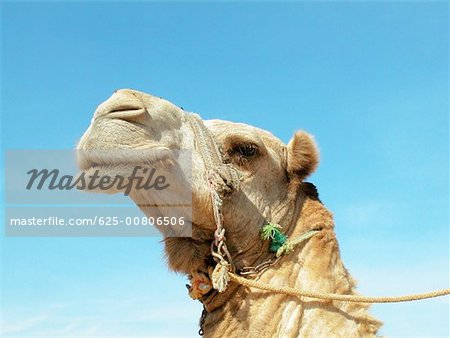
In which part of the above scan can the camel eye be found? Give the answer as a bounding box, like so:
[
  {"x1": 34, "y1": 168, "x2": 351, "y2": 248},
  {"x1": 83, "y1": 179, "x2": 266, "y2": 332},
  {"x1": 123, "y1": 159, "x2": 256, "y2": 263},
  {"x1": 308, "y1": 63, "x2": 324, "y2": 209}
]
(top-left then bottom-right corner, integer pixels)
[
  {"x1": 229, "y1": 144, "x2": 259, "y2": 160},
  {"x1": 238, "y1": 144, "x2": 258, "y2": 157}
]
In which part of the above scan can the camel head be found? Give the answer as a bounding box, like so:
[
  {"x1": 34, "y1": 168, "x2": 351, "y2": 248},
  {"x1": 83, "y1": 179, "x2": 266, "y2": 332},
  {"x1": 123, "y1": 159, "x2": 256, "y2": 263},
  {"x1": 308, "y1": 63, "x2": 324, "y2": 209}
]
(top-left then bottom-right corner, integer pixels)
[
  {"x1": 78, "y1": 89, "x2": 383, "y2": 337},
  {"x1": 77, "y1": 89, "x2": 319, "y2": 274}
]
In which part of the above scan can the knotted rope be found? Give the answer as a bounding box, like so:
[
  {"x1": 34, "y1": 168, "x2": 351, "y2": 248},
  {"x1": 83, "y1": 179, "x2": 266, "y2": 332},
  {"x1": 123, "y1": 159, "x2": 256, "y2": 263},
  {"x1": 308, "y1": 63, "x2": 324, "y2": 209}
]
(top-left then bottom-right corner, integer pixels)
[{"x1": 186, "y1": 113, "x2": 239, "y2": 293}]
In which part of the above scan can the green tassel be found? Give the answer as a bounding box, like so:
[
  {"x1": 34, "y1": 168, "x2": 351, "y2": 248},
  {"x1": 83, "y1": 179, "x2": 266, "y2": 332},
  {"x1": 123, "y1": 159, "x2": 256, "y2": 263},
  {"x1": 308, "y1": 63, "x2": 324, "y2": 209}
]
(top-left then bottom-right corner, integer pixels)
[
  {"x1": 261, "y1": 223, "x2": 288, "y2": 253},
  {"x1": 262, "y1": 224, "x2": 321, "y2": 257},
  {"x1": 261, "y1": 223, "x2": 281, "y2": 240},
  {"x1": 276, "y1": 241, "x2": 294, "y2": 257}
]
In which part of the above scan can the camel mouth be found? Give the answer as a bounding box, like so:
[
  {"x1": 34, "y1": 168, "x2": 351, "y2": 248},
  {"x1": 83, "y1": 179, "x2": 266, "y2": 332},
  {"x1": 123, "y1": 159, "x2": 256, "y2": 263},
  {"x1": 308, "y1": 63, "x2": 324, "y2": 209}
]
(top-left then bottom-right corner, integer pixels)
[
  {"x1": 75, "y1": 147, "x2": 179, "y2": 196},
  {"x1": 75, "y1": 147, "x2": 193, "y2": 223},
  {"x1": 76, "y1": 147, "x2": 174, "y2": 172}
]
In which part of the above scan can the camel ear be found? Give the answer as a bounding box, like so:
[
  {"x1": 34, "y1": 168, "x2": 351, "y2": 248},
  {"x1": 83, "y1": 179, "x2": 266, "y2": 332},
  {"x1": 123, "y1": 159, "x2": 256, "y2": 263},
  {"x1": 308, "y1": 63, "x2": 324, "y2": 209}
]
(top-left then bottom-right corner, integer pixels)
[{"x1": 286, "y1": 131, "x2": 319, "y2": 181}]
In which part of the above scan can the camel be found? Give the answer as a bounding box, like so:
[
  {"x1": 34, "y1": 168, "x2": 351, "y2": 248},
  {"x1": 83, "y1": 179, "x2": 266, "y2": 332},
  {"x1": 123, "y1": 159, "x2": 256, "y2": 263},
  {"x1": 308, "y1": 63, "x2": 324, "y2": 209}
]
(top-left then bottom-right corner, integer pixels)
[{"x1": 77, "y1": 89, "x2": 382, "y2": 337}]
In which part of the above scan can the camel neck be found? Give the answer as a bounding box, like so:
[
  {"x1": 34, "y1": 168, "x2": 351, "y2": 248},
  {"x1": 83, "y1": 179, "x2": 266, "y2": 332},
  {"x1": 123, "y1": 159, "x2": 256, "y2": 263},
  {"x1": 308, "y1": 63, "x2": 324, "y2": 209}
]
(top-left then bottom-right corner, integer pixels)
[
  {"x1": 199, "y1": 186, "x2": 302, "y2": 313},
  {"x1": 201, "y1": 195, "x2": 382, "y2": 337}
]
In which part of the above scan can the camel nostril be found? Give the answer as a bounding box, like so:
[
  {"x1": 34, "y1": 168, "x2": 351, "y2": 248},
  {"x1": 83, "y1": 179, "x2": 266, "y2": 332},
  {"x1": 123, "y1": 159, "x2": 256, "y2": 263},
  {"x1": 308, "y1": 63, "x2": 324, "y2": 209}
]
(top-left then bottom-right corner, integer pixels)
[
  {"x1": 94, "y1": 89, "x2": 149, "y2": 122},
  {"x1": 109, "y1": 104, "x2": 144, "y2": 114},
  {"x1": 107, "y1": 105, "x2": 148, "y2": 123}
]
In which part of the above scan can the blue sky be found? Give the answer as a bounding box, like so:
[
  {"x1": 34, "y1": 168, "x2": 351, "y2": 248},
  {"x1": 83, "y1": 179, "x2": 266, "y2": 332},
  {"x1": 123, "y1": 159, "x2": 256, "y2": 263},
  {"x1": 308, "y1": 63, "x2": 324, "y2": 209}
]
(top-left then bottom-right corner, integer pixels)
[{"x1": 1, "y1": 1, "x2": 448, "y2": 337}]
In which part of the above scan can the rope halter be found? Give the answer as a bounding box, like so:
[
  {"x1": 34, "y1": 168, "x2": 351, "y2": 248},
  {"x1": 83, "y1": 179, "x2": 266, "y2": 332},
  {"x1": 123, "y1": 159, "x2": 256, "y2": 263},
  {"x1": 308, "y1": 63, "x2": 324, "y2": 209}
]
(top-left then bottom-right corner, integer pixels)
[{"x1": 185, "y1": 113, "x2": 242, "y2": 291}]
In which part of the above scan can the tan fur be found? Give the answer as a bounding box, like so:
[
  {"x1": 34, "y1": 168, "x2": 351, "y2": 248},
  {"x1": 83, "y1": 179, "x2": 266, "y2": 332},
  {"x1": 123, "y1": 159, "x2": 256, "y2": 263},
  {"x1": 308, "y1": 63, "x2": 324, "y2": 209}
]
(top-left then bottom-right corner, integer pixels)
[{"x1": 78, "y1": 89, "x2": 382, "y2": 337}]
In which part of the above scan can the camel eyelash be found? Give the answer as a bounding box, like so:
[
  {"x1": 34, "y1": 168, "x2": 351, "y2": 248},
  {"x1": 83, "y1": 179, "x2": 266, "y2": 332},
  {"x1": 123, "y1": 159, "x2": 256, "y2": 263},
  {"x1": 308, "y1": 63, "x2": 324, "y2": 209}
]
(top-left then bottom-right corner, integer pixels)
[{"x1": 228, "y1": 143, "x2": 260, "y2": 162}]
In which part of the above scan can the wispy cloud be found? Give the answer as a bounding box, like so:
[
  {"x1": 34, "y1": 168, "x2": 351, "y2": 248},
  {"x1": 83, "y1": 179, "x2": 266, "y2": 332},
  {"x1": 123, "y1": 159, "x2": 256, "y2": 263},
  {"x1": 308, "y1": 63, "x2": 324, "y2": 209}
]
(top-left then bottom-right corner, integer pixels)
[
  {"x1": 352, "y1": 258, "x2": 449, "y2": 337},
  {"x1": 1, "y1": 297, "x2": 202, "y2": 337},
  {"x1": 1, "y1": 312, "x2": 50, "y2": 335},
  {"x1": 337, "y1": 201, "x2": 391, "y2": 228}
]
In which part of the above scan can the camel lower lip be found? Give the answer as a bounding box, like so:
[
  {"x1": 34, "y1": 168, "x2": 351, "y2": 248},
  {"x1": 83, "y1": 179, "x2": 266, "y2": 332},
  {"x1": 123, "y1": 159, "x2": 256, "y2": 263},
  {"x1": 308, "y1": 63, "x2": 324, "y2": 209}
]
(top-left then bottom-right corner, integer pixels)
[
  {"x1": 76, "y1": 147, "x2": 174, "y2": 171},
  {"x1": 76, "y1": 163, "x2": 174, "y2": 197},
  {"x1": 82, "y1": 163, "x2": 134, "y2": 171}
]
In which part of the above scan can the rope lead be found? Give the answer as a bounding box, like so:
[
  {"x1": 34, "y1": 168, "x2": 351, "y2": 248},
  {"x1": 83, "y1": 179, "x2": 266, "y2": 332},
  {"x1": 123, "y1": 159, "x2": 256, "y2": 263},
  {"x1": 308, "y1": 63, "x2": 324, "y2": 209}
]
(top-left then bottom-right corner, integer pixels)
[{"x1": 229, "y1": 273, "x2": 450, "y2": 303}]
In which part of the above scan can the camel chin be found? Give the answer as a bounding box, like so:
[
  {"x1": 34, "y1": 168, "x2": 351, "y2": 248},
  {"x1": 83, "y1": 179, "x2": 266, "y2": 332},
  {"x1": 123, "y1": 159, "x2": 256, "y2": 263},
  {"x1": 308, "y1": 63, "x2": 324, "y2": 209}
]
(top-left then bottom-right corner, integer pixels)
[{"x1": 77, "y1": 89, "x2": 382, "y2": 337}]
